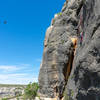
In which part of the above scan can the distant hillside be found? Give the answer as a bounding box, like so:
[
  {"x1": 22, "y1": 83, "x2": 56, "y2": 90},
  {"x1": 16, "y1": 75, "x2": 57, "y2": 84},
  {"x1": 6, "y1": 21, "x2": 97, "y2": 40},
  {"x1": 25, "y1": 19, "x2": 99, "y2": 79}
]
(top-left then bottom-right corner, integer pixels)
[
  {"x1": 0, "y1": 84, "x2": 26, "y2": 87},
  {"x1": 0, "y1": 84, "x2": 26, "y2": 99}
]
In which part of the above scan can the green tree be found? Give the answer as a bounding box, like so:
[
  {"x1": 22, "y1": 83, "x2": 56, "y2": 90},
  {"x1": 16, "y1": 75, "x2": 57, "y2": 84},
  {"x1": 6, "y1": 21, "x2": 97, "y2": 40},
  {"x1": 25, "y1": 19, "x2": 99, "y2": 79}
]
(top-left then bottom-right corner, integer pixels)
[{"x1": 24, "y1": 82, "x2": 39, "y2": 100}]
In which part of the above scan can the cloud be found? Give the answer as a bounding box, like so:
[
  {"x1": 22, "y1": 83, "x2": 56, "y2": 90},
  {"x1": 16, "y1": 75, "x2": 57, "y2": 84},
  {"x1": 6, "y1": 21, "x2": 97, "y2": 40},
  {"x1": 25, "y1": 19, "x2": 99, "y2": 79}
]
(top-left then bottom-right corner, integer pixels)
[
  {"x1": 0, "y1": 64, "x2": 38, "y2": 84},
  {"x1": 36, "y1": 58, "x2": 42, "y2": 62},
  {"x1": 0, "y1": 64, "x2": 31, "y2": 72},
  {"x1": 0, "y1": 65, "x2": 19, "y2": 72},
  {"x1": 19, "y1": 64, "x2": 31, "y2": 67},
  {"x1": 0, "y1": 73, "x2": 38, "y2": 84},
  {"x1": 0, "y1": 73, "x2": 26, "y2": 79}
]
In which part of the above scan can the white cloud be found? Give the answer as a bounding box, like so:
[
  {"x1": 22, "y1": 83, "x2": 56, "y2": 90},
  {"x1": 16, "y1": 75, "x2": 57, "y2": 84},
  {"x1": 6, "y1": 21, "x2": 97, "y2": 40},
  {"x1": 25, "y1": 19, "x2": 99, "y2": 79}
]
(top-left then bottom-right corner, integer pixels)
[
  {"x1": 19, "y1": 64, "x2": 31, "y2": 67},
  {"x1": 0, "y1": 73, "x2": 38, "y2": 84},
  {"x1": 36, "y1": 58, "x2": 42, "y2": 62},
  {"x1": 0, "y1": 64, "x2": 38, "y2": 84},
  {"x1": 0, "y1": 64, "x2": 32, "y2": 72},
  {"x1": 0, "y1": 65, "x2": 19, "y2": 72}
]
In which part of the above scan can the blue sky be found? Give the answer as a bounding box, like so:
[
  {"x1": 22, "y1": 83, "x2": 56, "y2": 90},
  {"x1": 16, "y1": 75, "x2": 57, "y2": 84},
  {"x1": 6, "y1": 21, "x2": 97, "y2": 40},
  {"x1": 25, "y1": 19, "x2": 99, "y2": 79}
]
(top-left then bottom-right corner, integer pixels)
[{"x1": 0, "y1": 0, "x2": 65, "y2": 84}]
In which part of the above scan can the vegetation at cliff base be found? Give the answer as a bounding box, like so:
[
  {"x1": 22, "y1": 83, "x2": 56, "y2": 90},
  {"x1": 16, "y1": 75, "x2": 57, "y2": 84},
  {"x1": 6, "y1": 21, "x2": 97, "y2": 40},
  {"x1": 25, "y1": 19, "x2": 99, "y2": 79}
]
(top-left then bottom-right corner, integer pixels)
[{"x1": 24, "y1": 82, "x2": 39, "y2": 100}]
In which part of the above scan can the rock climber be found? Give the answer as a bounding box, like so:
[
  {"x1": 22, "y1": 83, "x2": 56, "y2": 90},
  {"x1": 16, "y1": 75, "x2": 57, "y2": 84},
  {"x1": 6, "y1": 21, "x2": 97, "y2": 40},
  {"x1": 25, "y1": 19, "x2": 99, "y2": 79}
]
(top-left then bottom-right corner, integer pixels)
[
  {"x1": 80, "y1": 31, "x2": 83, "y2": 45},
  {"x1": 75, "y1": 6, "x2": 84, "y2": 45}
]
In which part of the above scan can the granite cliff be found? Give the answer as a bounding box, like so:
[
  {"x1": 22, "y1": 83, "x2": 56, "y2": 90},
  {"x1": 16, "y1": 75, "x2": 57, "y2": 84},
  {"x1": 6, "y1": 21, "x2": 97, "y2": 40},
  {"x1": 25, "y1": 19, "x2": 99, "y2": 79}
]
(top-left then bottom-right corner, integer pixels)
[{"x1": 38, "y1": 0, "x2": 100, "y2": 100}]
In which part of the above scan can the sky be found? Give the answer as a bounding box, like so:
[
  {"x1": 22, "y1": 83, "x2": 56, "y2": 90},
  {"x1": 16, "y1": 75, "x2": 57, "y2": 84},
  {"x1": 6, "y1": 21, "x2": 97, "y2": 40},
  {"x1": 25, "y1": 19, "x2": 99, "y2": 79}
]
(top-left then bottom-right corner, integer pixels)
[{"x1": 0, "y1": 0, "x2": 65, "y2": 84}]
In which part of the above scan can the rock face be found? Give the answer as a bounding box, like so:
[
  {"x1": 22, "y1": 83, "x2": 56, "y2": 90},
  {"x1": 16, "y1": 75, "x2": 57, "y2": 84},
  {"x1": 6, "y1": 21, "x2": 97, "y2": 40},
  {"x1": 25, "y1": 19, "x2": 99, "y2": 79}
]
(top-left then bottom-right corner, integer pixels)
[
  {"x1": 66, "y1": 0, "x2": 100, "y2": 100},
  {"x1": 38, "y1": 0, "x2": 100, "y2": 99}
]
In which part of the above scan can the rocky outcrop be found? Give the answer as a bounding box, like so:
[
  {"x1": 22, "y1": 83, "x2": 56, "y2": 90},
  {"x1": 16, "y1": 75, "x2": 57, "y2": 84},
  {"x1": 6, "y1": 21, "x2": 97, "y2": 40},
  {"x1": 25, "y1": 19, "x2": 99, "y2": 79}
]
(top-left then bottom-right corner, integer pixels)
[
  {"x1": 0, "y1": 85, "x2": 25, "y2": 99},
  {"x1": 38, "y1": 0, "x2": 100, "y2": 100}
]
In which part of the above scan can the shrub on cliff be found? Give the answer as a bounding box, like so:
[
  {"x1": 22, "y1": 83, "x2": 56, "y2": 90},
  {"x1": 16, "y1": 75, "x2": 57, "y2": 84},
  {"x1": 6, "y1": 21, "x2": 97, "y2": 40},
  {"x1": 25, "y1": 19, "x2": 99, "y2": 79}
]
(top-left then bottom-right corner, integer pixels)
[{"x1": 24, "y1": 82, "x2": 39, "y2": 100}]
